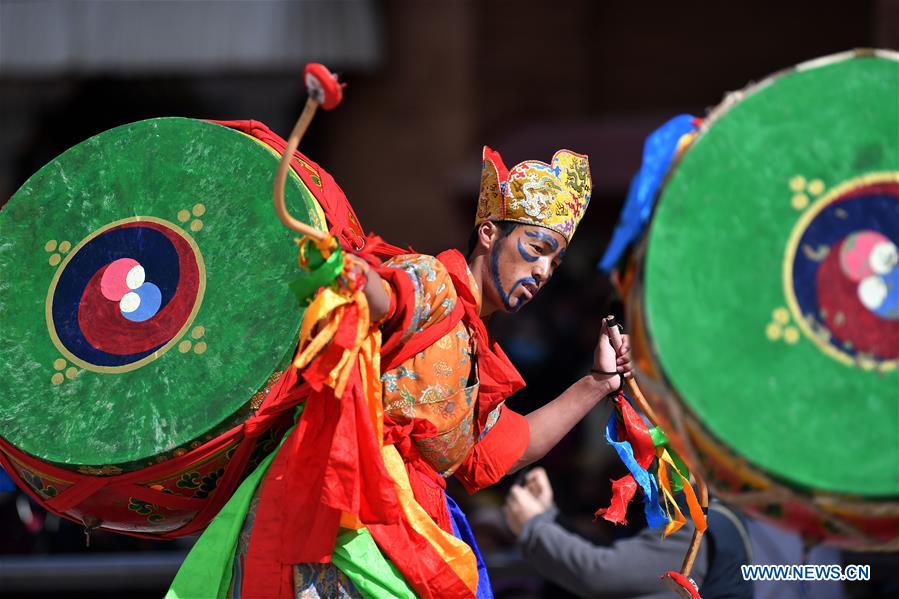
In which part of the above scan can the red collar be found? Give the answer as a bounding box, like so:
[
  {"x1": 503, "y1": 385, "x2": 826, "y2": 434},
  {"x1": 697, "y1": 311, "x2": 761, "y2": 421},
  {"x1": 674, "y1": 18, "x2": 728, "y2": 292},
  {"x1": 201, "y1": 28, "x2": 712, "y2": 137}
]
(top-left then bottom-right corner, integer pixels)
[{"x1": 436, "y1": 249, "x2": 525, "y2": 433}]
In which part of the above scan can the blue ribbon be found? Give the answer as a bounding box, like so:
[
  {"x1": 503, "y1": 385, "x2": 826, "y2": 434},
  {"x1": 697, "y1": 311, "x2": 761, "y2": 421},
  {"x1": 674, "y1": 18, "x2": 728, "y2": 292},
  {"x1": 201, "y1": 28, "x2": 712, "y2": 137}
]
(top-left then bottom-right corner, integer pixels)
[
  {"x1": 0, "y1": 465, "x2": 15, "y2": 493},
  {"x1": 599, "y1": 114, "x2": 699, "y2": 272},
  {"x1": 446, "y1": 493, "x2": 493, "y2": 599},
  {"x1": 605, "y1": 415, "x2": 669, "y2": 529}
]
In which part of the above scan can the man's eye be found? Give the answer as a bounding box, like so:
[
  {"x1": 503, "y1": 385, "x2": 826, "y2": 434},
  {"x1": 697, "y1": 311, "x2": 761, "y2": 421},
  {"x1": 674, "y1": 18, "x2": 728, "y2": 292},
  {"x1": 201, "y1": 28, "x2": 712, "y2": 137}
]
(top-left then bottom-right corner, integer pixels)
[{"x1": 530, "y1": 244, "x2": 544, "y2": 254}]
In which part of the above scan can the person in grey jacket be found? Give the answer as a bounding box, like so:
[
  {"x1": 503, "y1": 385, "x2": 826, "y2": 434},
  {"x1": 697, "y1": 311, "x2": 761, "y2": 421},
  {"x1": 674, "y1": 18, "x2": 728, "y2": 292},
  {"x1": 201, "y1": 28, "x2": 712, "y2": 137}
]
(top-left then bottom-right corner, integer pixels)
[{"x1": 504, "y1": 466, "x2": 709, "y2": 598}]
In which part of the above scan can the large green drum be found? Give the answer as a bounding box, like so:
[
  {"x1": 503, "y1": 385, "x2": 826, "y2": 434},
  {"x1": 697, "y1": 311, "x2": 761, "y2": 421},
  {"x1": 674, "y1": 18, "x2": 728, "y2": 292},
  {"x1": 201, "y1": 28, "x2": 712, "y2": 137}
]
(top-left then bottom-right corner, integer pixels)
[
  {"x1": 627, "y1": 50, "x2": 899, "y2": 549},
  {"x1": 0, "y1": 118, "x2": 327, "y2": 536}
]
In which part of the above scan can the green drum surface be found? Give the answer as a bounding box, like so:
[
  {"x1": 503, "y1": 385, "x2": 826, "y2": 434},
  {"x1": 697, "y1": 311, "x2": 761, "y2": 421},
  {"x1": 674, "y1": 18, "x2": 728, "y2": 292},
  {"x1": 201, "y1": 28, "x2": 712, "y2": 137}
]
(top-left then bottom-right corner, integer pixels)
[
  {"x1": 0, "y1": 118, "x2": 324, "y2": 469},
  {"x1": 644, "y1": 54, "x2": 899, "y2": 497}
]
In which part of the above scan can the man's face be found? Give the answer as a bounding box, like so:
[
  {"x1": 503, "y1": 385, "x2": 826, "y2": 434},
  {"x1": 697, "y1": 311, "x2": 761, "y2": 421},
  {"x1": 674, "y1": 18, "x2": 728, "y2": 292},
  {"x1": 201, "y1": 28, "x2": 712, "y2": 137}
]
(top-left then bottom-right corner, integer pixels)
[{"x1": 487, "y1": 224, "x2": 567, "y2": 313}]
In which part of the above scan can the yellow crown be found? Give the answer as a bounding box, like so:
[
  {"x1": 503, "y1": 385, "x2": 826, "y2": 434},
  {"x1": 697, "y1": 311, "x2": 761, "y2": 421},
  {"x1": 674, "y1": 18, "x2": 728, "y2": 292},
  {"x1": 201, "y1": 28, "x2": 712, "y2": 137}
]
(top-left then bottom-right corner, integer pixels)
[{"x1": 475, "y1": 146, "x2": 592, "y2": 243}]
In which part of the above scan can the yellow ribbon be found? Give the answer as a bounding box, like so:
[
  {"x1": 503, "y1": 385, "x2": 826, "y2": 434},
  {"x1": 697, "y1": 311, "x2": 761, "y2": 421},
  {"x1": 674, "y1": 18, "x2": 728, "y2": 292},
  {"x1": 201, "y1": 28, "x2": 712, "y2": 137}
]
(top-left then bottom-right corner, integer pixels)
[
  {"x1": 657, "y1": 448, "x2": 707, "y2": 536},
  {"x1": 381, "y1": 445, "x2": 479, "y2": 594},
  {"x1": 295, "y1": 274, "x2": 478, "y2": 591}
]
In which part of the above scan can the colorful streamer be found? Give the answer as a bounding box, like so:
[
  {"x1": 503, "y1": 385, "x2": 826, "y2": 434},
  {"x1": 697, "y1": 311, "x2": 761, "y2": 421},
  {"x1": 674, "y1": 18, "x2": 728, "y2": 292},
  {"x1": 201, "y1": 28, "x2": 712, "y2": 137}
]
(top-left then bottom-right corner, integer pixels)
[{"x1": 597, "y1": 393, "x2": 706, "y2": 536}]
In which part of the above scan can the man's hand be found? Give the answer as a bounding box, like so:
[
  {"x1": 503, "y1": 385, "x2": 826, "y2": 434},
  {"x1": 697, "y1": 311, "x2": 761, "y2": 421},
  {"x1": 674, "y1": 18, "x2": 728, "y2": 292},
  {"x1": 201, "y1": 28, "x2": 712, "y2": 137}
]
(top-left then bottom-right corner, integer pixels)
[
  {"x1": 504, "y1": 483, "x2": 549, "y2": 537},
  {"x1": 512, "y1": 318, "x2": 636, "y2": 472},
  {"x1": 609, "y1": 320, "x2": 634, "y2": 381},
  {"x1": 592, "y1": 318, "x2": 634, "y2": 387},
  {"x1": 345, "y1": 254, "x2": 390, "y2": 323},
  {"x1": 523, "y1": 467, "x2": 554, "y2": 510}
]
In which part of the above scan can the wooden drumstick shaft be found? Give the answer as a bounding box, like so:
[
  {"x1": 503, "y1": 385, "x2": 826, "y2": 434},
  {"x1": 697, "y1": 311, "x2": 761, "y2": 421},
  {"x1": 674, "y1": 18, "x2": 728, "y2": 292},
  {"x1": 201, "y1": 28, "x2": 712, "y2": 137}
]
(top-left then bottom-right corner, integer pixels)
[
  {"x1": 680, "y1": 476, "x2": 709, "y2": 576},
  {"x1": 605, "y1": 315, "x2": 709, "y2": 579},
  {"x1": 273, "y1": 96, "x2": 329, "y2": 242}
]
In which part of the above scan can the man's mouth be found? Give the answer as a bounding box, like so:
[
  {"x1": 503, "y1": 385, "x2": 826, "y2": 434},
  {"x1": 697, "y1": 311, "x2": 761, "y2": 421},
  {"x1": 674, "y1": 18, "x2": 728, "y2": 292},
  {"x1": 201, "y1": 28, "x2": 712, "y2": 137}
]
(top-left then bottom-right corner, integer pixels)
[{"x1": 520, "y1": 281, "x2": 538, "y2": 299}]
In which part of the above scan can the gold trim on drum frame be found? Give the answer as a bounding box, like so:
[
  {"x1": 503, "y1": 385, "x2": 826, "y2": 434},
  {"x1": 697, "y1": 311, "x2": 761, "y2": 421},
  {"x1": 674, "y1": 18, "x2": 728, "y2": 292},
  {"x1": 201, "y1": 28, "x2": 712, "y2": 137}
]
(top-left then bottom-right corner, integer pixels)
[
  {"x1": 44, "y1": 216, "x2": 207, "y2": 374},
  {"x1": 781, "y1": 171, "x2": 899, "y2": 370}
]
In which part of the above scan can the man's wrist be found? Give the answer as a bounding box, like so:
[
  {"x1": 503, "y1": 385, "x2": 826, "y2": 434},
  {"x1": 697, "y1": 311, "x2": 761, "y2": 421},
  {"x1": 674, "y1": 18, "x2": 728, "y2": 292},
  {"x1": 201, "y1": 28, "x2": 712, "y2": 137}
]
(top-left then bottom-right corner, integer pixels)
[{"x1": 584, "y1": 372, "x2": 615, "y2": 397}]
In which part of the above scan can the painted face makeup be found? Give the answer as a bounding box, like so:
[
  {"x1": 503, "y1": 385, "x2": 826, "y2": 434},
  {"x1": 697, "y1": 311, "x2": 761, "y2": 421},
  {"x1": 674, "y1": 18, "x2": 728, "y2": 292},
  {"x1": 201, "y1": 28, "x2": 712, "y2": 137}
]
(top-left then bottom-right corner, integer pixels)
[
  {"x1": 518, "y1": 229, "x2": 559, "y2": 259},
  {"x1": 489, "y1": 227, "x2": 566, "y2": 312}
]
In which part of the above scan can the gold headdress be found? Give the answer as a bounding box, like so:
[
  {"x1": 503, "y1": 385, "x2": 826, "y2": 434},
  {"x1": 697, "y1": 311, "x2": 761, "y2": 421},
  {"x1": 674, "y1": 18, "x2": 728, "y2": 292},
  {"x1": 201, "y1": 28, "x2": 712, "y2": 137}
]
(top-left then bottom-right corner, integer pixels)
[{"x1": 475, "y1": 146, "x2": 591, "y2": 242}]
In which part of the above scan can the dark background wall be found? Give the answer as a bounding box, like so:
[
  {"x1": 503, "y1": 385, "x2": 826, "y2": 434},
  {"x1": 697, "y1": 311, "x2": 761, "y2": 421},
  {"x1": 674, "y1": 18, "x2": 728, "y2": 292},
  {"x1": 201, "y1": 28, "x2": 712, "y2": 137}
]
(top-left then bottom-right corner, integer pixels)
[{"x1": 4, "y1": 1, "x2": 897, "y2": 253}]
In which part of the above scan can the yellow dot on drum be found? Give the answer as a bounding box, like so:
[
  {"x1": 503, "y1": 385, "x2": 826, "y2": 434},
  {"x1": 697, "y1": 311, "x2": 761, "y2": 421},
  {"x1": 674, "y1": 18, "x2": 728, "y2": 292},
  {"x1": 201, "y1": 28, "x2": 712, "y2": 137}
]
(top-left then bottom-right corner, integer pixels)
[
  {"x1": 44, "y1": 240, "x2": 57, "y2": 252},
  {"x1": 191, "y1": 326, "x2": 205, "y2": 339},
  {"x1": 192, "y1": 203, "x2": 206, "y2": 217},
  {"x1": 51, "y1": 373, "x2": 64, "y2": 385},
  {"x1": 49, "y1": 254, "x2": 62, "y2": 266},
  {"x1": 766, "y1": 323, "x2": 782, "y2": 341},
  {"x1": 194, "y1": 341, "x2": 207, "y2": 355},
  {"x1": 177, "y1": 209, "x2": 190, "y2": 222},
  {"x1": 53, "y1": 359, "x2": 66, "y2": 370},
  {"x1": 65, "y1": 367, "x2": 78, "y2": 379},
  {"x1": 791, "y1": 194, "x2": 809, "y2": 210},
  {"x1": 808, "y1": 179, "x2": 825, "y2": 195},
  {"x1": 58, "y1": 240, "x2": 71, "y2": 253},
  {"x1": 178, "y1": 340, "x2": 192, "y2": 353},
  {"x1": 858, "y1": 358, "x2": 876, "y2": 371},
  {"x1": 789, "y1": 176, "x2": 806, "y2": 192},
  {"x1": 772, "y1": 308, "x2": 790, "y2": 324},
  {"x1": 190, "y1": 220, "x2": 203, "y2": 232},
  {"x1": 784, "y1": 327, "x2": 800, "y2": 344}
]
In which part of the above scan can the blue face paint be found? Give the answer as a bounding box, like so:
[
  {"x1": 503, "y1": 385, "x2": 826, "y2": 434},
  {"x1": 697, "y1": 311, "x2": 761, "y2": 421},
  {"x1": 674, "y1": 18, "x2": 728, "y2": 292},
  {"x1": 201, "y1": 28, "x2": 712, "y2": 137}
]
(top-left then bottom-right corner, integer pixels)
[
  {"x1": 524, "y1": 229, "x2": 559, "y2": 250},
  {"x1": 525, "y1": 229, "x2": 567, "y2": 267},
  {"x1": 518, "y1": 229, "x2": 560, "y2": 263},
  {"x1": 491, "y1": 238, "x2": 538, "y2": 313},
  {"x1": 517, "y1": 238, "x2": 539, "y2": 262},
  {"x1": 490, "y1": 228, "x2": 565, "y2": 313}
]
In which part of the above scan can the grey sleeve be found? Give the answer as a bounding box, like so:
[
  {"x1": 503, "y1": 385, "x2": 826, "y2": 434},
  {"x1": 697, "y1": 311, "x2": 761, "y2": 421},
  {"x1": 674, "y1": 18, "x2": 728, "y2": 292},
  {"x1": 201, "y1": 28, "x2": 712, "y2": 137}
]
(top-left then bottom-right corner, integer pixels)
[{"x1": 517, "y1": 510, "x2": 707, "y2": 599}]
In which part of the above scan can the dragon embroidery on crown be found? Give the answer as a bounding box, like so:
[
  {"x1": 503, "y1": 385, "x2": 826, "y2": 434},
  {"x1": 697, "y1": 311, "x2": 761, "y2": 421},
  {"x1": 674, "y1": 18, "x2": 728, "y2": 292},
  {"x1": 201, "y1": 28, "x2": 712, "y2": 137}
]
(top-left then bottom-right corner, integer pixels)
[{"x1": 475, "y1": 146, "x2": 591, "y2": 242}]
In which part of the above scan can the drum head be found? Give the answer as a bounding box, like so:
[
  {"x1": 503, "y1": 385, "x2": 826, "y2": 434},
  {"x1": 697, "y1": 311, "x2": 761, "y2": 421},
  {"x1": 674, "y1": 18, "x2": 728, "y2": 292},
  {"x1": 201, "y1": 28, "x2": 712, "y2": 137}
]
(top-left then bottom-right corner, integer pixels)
[
  {"x1": 0, "y1": 118, "x2": 326, "y2": 469},
  {"x1": 643, "y1": 53, "x2": 898, "y2": 497}
]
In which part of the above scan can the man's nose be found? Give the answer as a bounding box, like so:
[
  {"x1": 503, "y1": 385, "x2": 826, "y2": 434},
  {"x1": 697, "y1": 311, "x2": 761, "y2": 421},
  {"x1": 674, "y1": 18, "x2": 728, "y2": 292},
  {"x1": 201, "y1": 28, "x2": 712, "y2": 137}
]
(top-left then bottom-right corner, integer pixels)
[{"x1": 532, "y1": 259, "x2": 550, "y2": 284}]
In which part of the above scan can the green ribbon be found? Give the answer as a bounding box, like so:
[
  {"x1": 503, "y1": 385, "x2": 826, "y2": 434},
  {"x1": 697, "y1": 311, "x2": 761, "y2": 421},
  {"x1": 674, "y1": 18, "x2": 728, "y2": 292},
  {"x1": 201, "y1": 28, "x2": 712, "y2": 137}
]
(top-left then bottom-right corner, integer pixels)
[
  {"x1": 332, "y1": 529, "x2": 417, "y2": 598},
  {"x1": 288, "y1": 241, "x2": 345, "y2": 305},
  {"x1": 165, "y1": 403, "x2": 416, "y2": 599},
  {"x1": 649, "y1": 426, "x2": 690, "y2": 493},
  {"x1": 649, "y1": 426, "x2": 668, "y2": 447},
  {"x1": 165, "y1": 442, "x2": 280, "y2": 598},
  {"x1": 165, "y1": 405, "x2": 303, "y2": 599}
]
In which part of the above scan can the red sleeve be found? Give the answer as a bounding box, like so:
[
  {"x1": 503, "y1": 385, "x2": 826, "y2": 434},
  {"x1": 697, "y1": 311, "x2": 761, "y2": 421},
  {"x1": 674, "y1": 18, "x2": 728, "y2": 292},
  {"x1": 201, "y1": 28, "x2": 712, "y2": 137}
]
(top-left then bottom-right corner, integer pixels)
[{"x1": 454, "y1": 407, "x2": 530, "y2": 494}]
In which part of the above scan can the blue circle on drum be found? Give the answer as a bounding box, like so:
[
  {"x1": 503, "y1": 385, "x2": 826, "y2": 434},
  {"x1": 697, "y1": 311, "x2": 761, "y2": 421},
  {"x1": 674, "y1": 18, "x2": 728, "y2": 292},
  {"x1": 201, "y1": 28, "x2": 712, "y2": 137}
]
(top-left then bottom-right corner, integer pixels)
[{"x1": 121, "y1": 282, "x2": 163, "y2": 322}]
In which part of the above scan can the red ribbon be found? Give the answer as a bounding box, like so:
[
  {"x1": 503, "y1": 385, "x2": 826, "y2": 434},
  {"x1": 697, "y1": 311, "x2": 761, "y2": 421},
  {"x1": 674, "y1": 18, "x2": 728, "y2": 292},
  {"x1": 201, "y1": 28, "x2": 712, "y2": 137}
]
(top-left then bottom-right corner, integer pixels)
[{"x1": 595, "y1": 393, "x2": 656, "y2": 525}]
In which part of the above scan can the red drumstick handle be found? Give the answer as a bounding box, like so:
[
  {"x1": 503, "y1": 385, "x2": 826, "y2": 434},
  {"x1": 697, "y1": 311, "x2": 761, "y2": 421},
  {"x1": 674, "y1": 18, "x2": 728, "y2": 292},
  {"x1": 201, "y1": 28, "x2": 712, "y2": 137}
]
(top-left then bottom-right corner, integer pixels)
[{"x1": 273, "y1": 64, "x2": 345, "y2": 239}]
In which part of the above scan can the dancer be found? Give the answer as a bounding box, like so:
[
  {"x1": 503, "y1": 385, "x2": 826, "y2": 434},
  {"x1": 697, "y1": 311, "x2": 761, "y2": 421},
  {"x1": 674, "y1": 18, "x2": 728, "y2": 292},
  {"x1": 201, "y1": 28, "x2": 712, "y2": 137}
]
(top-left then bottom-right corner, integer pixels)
[{"x1": 169, "y1": 145, "x2": 633, "y2": 599}]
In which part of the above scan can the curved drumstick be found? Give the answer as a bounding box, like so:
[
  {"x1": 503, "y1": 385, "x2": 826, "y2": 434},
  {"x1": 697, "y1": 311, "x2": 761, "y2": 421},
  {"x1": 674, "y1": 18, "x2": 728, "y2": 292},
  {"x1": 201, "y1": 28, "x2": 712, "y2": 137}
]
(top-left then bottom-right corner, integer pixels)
[
  {"x1": 273, "y1": 63, "x2": 345, "y2": 240},
  {"x1": 606, "y1": 316, "x2": 709, "y2": 595}
]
